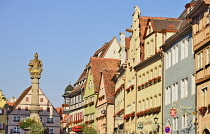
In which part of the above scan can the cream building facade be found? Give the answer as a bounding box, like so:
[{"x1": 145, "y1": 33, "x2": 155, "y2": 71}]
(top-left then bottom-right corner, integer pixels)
[
  {"x1": 0, "y1": 90, "x2": 6, "y2": 134},
  {"x1": 7, "y1": 87, "x2": 61, "y2": 134}
]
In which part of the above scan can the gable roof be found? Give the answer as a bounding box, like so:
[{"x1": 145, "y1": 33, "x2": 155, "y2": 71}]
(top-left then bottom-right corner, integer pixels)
[
  {"x1": 13, "y1": 86, "x2": 31, "y2": 110},
  {"x1": 101, "y1": 69, "x2": 118, "y2": 104},
  {"x1": 88, "y1": 57, "x2": 120, "y2": 93},
  {"x1": 11, "y1": 86, "x2": 60, "y2": 117},
  {"x1": 93, "y1": 37, "x2": 117, "y2": 58}
]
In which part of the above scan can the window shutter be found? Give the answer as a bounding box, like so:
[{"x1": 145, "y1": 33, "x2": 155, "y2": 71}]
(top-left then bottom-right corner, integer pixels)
[
  {"x1": 3, "y1": 123, "x2": 5, "y2": 130},
  {"x1": 2, "y1": 109, "x2": 4, "y2": 115}
]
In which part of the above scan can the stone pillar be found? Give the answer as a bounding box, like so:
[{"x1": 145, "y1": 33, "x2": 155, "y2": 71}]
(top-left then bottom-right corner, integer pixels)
[{"x1": 29, "y1": 74, "x2": 41, "y2": 122}]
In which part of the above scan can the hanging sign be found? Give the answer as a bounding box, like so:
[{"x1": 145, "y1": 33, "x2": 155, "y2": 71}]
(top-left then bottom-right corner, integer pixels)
[{"x1": 170, "y1": 108, "x2": 176, "y2": 117}]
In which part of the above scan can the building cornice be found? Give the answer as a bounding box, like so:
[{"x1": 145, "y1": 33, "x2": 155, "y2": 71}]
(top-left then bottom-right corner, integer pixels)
[{"x1": 161, "y1": 23, "x2": 191, "y2": 51}]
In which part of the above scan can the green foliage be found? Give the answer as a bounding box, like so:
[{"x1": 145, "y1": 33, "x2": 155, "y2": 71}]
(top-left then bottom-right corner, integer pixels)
[
  {"x1": 19, "y1": 117, "x2": 34, "y2": 129},
  {"x1": 83, "y1": 127, "x2": 97, "y2": 134},
  {"x1": 30, "y1": 122, "x2": 44, "y2": 134}
]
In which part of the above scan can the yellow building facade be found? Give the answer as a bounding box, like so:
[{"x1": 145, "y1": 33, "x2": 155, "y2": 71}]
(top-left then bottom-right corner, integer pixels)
[
  {"x1": 0, "y1": 90, "x2": 7, "y2": 134},
  {"x1": 134, "y1": 17, "x2": 182, "y2": 133}
]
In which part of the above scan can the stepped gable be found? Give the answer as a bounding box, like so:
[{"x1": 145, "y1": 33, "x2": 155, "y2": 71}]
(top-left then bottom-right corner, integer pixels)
[
  {"x1": 93, "y1": 37, "x2": 116, "y2": 58},
  {"x1": 90, "y1": 57, "x2": 120, "y2": 93},
  {"x1": 12, "y1": 86, "x2": 31, "y2": 110},
  {"x1": 101, "y1": 69, "x2": 118, "y2": 104}
]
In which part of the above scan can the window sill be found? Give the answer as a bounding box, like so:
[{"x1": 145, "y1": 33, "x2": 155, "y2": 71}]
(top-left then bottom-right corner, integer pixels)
[
  {"x1": 196, "y1": 67, "x2": 204, "y2": 73},
  {"x1": 205, "y1": 63, "x2": 210, "y2": 68}
]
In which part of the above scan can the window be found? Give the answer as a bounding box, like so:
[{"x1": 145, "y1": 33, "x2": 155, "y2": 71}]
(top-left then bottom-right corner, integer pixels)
[
  {"x1": 165, "y1": 86, "x2": 171, "y2": 105},
  {"x1": 182, "y1": 114, "x2": 188, "y2": 128},
  {"x1": 0, "y1": 123, "x2": 4, "y2": 130},
  {"x1": 40, "y1": 98, "x2": 43, "y2": 102},
  {"x1": 12, "y1": 126, "x2": 20, "y2": 133},
  {"x1": 142, "y1": 100, "x2": 145, "y2": 110},
  {"x1": 146, "y1": 99, "x2": 149, "y2": 109},
  {"x1": 47, "y1": 107, "x2": 50, "y2": 112},
  {"x1": 47, "y1": 118, "x2": 54, "y2": 123},
  {"x1": 172, "y1": 82, "x2": 178, "y2": 102},
  {"x1": 40, "y1": 107, "x2": 43, "y2": 112},
  {"x1": 181, "y1": 78, "x2": 188, "y2": 98},
  {"x1": 18, "y1": 106, "x2": 21, "y2": 111},
  {"x1": 25, "y1": 107, "x2": 28, "y2": 111},
  {"x1": 49, "y1": 128, "x2": 54, "y2": 134},
  {"x1": 207, "y1": 8, "x2": 210, "y2": 25},
  {"x1": 26, "y1": 97, "x2": 29, "y2": 101},
  {"x1": 196, "y1": 17, "x2": 200, "y2": 32},
  {"x1": 13, "y1": 116, "x2": 20, "y2": 122},
  {"x1": 172, "y1": 45, "x2": 178, "y2": 65},
  {"x1": 191, "y1": 74, "x2": 195, "y2": 95},
  {"x1": 127, "y1": 105, "x2": 131, "y2": 114},
  {"x1": 197, "y1": 52, "x2": 203, "y2": 70},
  {"x1": 40, "y1": 117, "x2": 42, "y2": 121},
  {"x1": 150, "y1": 97, "x2": 153, "y2": 108},
  {"x1": 206, "y1": 47, "x2": 210, "y2": 65},
  {"x1": 202, "y1": 87, "x2": 208, "y2": 106},
  {"x1": 173, "y1": 117, "x2": 178, "y2": 130},
  {"x1": 90, "y1": 96, "x2": 94, "y2": 102},
  {"x1": 154, "y1": 96, "x2": 158, "y2": 107},
  {"x1": 89, "y1": 80, "x2": 92, "y2": 89},
  {"x1": 167, "y1": 50, "x2": 171, "y2": 68},
  {"x1": 181, "y1": 37, "x2": 189, "y2": 60},
  {"x1": 0, "y1": 109, "x2": 4, "y2": 115}
]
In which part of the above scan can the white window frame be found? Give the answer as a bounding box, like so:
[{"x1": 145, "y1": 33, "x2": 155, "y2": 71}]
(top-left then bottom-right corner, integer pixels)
[
  {"x1": 14, "y1": 116, "x2": 20, "y2": 122},
  {"x1": 47, "y1": 117, "x2": 54, "y2": 123},
  {"x1": 173, "y1": 117, "x2": 178, "y2": 130},
  {"x1": 0, "y1": 123, "x2": 3, "y2": 129},
  {"x1": 172, "y1": 82, "x2": 178, "y2": 102},
  {"x1": 49, "y1": 128, "x2": 54, "y2": 134},
  {"x1": 182, "y1": 114, "x2": 188, "y2": 128},
  {"x1": 181, "y1": 78, "x2": 188, "y2": 98},
  {"x1": 206, "y1": 47, "x2": 210, "y2": 65},
  {"x1": 191, "y1": 74, "x2": 195, "y2": 95},
  {"x1": 165, "y1": 86, "x2": 171, "y2": 105}
]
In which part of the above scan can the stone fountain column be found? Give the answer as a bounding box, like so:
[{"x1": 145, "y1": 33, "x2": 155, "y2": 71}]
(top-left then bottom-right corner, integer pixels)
[{"x1": 25, "y1": 53, "x2": 43, "y2": 134}]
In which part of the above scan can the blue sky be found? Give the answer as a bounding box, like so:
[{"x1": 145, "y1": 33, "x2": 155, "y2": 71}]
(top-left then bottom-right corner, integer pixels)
[{"x1": 0, "y1": 0, "x2": 191, "y2": 107}]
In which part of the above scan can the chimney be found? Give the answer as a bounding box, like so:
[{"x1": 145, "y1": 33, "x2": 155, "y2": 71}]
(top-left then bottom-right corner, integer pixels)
[{"x1": 119, "y1": 33, "x2": 126, "y2": 64}]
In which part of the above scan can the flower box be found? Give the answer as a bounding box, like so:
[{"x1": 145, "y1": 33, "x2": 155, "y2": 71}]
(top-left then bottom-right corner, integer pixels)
[
  {"x1": 124, "y1": 114, "x2": 130, "y2": 120},
  {"x1": 125, "y1": 87, "x2": 130, "y2": 92},
  {"x1": 83, "y1": 104, "x2": 88, "y2": 107},
  {"x1": 198, "y1": 106, "x2": 207, "y2": 116},
  {"x1": 88, "y1": 120, "x2": 94, "y2": 124},
  {"x1": 62, "y1": 104, "x2": 69, "y2": 107},
  {"x1": 130, "y1": 112, "x2": 135, "y2": 118},
  {"x1": 88, "y1": 101, "x2": 94, "y2": 106},
  {"x1": 85, "y1": 121, "x2": 89, "y2": 125}
]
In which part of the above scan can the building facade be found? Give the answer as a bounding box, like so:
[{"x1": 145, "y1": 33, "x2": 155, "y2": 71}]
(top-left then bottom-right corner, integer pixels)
[
  {"x1": 0, "y1": 90, "x2": 7, "y2": 134},
  {"x1": 7, "y1": 87, "x2": 61, "y2": 134},
  {"x1": 96, "y1": 69, "x2": 117, "y2": 134},
  {"x1": 162, "y1": 23, "x2": 195, "y2": 133},
  {"x1": 187, "y1": 0, "x2": 210, "y2": 133}
]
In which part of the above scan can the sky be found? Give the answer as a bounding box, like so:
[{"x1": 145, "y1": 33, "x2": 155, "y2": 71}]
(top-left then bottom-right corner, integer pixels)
[{"x1": 0, "y1": 0, "x2": 191, "y2": 108}]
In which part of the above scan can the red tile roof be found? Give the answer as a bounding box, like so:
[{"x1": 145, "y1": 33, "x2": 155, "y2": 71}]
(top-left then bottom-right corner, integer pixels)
[
  {"x1": 101, "y1": 69, "x2": 118, "y2": 104},
  {"x1": 13, "y1": 86, "x2": 31, "y2": 110},
  {"x1": 93, "y1": 37, "x2": 117, "y2": 58},
  {"x1": 89, "y1": 57, "x2": 120, "y2": 93}
]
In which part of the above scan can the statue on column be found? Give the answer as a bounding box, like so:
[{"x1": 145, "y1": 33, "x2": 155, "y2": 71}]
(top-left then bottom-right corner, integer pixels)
[{"x1": 28, "y1": 53, "x2": 43, "y2": 75}]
